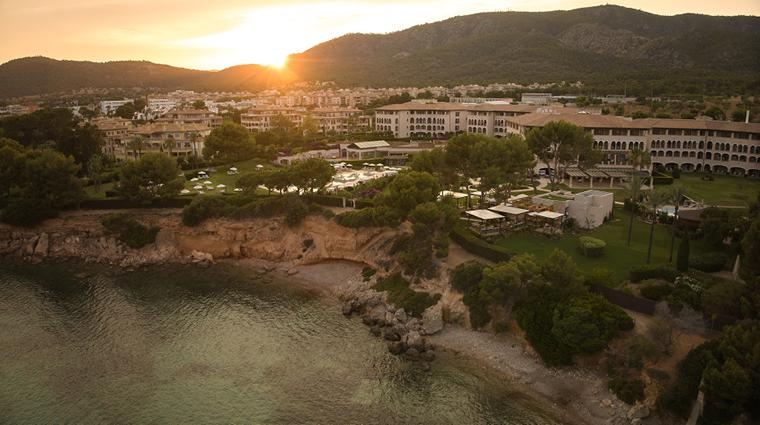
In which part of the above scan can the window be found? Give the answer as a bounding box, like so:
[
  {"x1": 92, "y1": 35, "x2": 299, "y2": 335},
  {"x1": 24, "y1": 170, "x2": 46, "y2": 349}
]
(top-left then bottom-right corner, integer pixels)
[
  {"x1": 630, "y1": 130, "x2": 640, "y2": 136},
  {"x1": 455, "y1": 112, "x2": 460, "y2": 116},
  {"x1": 668, "y1": 129, "x2": 680, "y2": 135},
  {"x1": 652, "y1": 129, "x2": 663, "y2": 135}
]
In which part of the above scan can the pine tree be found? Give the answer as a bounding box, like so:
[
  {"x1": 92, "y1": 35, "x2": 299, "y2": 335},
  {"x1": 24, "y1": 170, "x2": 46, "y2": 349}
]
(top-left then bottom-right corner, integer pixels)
[{"x1": 677, "y1": 230, "x2": 690, "y2": 272}]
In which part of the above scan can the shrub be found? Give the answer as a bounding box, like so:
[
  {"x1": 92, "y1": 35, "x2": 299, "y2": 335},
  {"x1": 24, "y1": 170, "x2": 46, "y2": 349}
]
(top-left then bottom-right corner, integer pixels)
[
  {"x1": 672, "y1": 165, "x2": 681, "y2": 179},
  {"x1": 335, "y1": 208, "x2": 376, "y2": 228},
  {"x1": 579, "y1": 236, "x2": 606, "y2": 257},
  {"x1": 434, "y1": 236, "x2": 450, "y2": 258},
  {"x1": 390, "y1": 233, "x2": 412, "y2": 255},
  {"x1": 307, "y1": 203, "x2": 323, "y2": 214},
  {"x1": 620, "y1": 284, "x2": 634, "y2": 295},
  {"x1": 225, "y1": 193, "x2": 255, "y2": 208},
  {"x1": 0, "y1": 199, "x2": 59, "y2": 228},
  {"x1": 182, "y1": 195, "x2": 234, "y2": 227},
  {"x1": 640, "y1": 283, "x2": 675, "y2": 301},
  {"x1": 282, "y1": 195, "x2": 309, "y2": 228},
  {"x1": 449, "y1": 225, "x2": 511, "y2": 264},
  {"x1": 399, "y1": 249, "x2": 426, "y2": 275},
  {"x1": 647, "y1": 368, "x2": 670, "y2": 382},
  {"x1": 120, "y1": 221, "x2": 160, "y2": 249},
  {"x1": 689, "y1": 252, "x2": 728, "y2": 273},
  {"x1": 585, "y1": 267, "x2": 616, "y2": 288},
  {"x1": 608, "y1": 377, "x2": 645, "y2": 405},
  {"x1": 101, "y1": 212, "x2": 131, "y2": 234},
  {"x1": 658, "y1": 340, "x2": 717, "y2": 419},
  {"x1": 361, "y1": 267, "x2": 376, "y2": 282},
  {"x1": 104, "y1": 190, "x2": 119, "y2": 198},
  {"x1": 371, "y1": 273, "x2": 441, "y2": 317},
  {"x1": 321, "y1": 209, "x2": 335, "y2": 219},
  {"x1": 303, "y1": 238, "x2": 314, "y2": 249},
  {"x1": 629, "y1": 264, "x2": 681, "y2": 282}
]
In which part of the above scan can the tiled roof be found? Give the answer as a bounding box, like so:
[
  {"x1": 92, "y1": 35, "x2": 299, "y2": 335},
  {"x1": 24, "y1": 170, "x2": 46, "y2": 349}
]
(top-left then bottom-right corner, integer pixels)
[{"x1": 506, "y1": 113, "x2": 649, "y2": 129}]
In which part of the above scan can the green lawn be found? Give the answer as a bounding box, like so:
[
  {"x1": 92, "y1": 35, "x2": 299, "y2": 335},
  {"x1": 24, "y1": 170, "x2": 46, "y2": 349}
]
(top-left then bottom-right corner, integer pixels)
[
  {"x1": 672, "y1": 172, "x2": 760, "y2": 207},
  {"x1": 84, "y1": 158, "x2": 275, "y2": 199},
  {"x1": 495, "y1": 204, "x2": 735, "y2": 285}
]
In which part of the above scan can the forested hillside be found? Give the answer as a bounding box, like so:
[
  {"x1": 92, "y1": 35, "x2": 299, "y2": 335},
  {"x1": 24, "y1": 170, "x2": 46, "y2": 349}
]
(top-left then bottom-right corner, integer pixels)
[{"x1": 1, "y1": 5, "x2": 758, "y2": 99}]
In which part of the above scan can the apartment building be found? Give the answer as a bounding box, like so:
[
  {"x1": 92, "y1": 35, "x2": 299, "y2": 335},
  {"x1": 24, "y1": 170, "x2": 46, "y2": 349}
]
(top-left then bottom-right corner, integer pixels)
[
  {"x1": 146, "y1": 97, "x2": 177, "y2": 113},
  {"x1": 375, "y1": 102, "x2": 574, "y2": 139},
  {"x1": 240, "y1": 106, "x2": 304, "y2": 133},
  {"x1": 155, "y1": 109, "x2": 223, "y2": 128},
  {"x1": 118, "y1": 123, "x2": 212, "y2": 161},
  {"x1": 310, "y1": 106, "x2": 371, "y2": 134},
  {"x1": 91, "y1": 117, "x2": 134, "y2": 159},
  {"x1": 100, "y1": 99, "x2": 133, "y2": 115}
]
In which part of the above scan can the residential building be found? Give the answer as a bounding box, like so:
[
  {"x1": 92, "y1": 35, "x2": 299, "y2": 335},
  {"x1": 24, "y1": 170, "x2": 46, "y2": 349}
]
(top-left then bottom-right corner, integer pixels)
[
  {"x1": 156, "y1": 109, "x2": 223, "y2": 128},
  {"x1": 309, "y1": 106, "x2": 371, "y2": 135},
  {"x1": 520, "y1": 93, "x2": 553, "y2": 105},
  {"x1": 100, "y1": 99, "x2": 133, "y2": 116},
  {"x1": 91, "y1": 117, "x2": 134, "y2": 159},
  {"x1": 119, "y1": 123, "x2": 212, "y2": 161},
  {"x1": 240, "y1": 106, "x2": 304, "y2": 133}
]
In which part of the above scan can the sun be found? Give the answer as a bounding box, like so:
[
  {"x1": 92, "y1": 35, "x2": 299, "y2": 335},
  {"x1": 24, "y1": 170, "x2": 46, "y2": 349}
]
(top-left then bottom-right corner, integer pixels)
[{"x1": 263, "y1": 55, "x2": 287, "y2": 68}]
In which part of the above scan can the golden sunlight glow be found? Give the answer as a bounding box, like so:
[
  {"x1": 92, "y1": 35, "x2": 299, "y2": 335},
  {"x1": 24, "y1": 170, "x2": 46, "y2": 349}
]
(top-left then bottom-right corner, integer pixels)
[{"x1": 263, "y1": 54, "x2": 287, "y2": 68}]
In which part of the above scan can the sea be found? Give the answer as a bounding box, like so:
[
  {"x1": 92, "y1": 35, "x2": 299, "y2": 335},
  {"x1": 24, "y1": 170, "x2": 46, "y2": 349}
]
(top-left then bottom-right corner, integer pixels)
[{"x1": 0, "y1": 259, "x2": 562, "y2": 424}]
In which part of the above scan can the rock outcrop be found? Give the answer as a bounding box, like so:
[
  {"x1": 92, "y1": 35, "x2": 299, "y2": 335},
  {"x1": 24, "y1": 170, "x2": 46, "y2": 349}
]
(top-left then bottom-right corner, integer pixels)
[{"x1": 0, "y1": 211, "x2": 400, "y2": 270}]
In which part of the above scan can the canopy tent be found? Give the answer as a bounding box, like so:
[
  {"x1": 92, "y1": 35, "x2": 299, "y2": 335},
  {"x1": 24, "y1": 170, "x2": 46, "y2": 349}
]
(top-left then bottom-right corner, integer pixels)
[
  {"x1": 532, "y1": 210, "x2": 565, "y2": 229},
  {"x1": 488, "y1": 205, "x2": 529, "y2": 228},
  {"x1": 465, "y1": 209, "x2": 504, "y2": 235},
  {"x1": 229, "y1": 167, "x2": 237, "y2": 171}
]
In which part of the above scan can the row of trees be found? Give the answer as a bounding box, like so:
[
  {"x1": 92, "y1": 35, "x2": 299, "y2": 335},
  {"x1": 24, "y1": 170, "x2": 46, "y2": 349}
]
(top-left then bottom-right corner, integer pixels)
[{"x1": 236, "y1": 158, "x2": 335, "y2": 195}]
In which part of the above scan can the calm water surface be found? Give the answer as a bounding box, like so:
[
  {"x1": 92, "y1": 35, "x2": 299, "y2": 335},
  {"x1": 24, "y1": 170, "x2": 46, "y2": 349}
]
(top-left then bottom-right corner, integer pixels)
[{"x1": 0, "y1": 260, "x2": 561, "y2": 424}]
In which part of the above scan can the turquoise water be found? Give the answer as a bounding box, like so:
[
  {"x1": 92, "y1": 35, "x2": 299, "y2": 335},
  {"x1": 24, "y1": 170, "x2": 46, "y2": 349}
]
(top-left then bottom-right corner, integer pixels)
[{"x1": 0, "y1": 260, "x2": 561, "y2": 424}]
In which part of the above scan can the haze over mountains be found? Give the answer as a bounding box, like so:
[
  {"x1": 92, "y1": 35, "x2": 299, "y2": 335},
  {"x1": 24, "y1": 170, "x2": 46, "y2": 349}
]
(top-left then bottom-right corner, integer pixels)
[{"x1": 1, "y1": 5, "x2": 758, "y2": 99}]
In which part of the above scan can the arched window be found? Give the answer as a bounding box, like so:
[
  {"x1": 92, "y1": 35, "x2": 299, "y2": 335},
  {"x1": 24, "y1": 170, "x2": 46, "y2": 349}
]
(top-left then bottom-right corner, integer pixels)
[
  {"x1": 666, "y1": 151, "x2": 673, "y2": 157},
  {"x1": 706, "y1": 152, "x2": 712, "y2": 160},
  {"x1": 676, "y1": 141, "x2": 681, "y2": 148},
  {"x1": 690, "y1": 152, "x2": 696, "y2": 158},
  {"x1": 683, "y1": 151, "x2": 688, "y2": 157},
  {"x1": 723, "y1": 154, "x2": 730, "y2": 161},
  {"x1": 751, "y1": 147, "x2": 756, "y2": 154},
  {"x1": 674, "y1": 151, "x2": 680, "y2": 157},
  {"x1": 658, "y1": 150, "x2": 665, "y2": 157},
  {"x1": 622, "y1": 142, "x2": 627, "y2": 150},
  {"x1": 750, "y1": 157, "x2": 757, "y2": 163},
  {"x1": 731, "y1": 155, "x2": 739, "y2": 161},
  {"x1": 697, "y1": 152, "x2": 703, "y2": 159},
  {"x1": 604, "y1": 141, "x2": 609, "y2": 149},
  {"x1": 699, "y1": 141, "x2": 704, "y2": 149},
  {"x1": 740, "y1": 156, "x2": 747, "y2": 162},
  {"x1": 667, "y1": 141, "x2": 672, "y2": 148}
]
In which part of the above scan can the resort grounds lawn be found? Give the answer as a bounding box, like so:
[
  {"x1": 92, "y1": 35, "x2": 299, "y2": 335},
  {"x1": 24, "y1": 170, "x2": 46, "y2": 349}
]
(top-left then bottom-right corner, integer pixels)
[
  {"x1": 672, "y1": 172, "x2": 760, "y2": 207},
  {"x1": 495, "y1": 204, "x2": 736, "y2": 285},
  {"x1": 83, "y1": 158, "x2": 275, "y2": 199}
]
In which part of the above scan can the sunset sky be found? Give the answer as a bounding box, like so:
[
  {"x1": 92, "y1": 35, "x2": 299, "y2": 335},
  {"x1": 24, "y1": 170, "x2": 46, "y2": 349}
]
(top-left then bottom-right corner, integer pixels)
[{"x1": 2, "y1": 0, "x2": 758, "y2": 71}]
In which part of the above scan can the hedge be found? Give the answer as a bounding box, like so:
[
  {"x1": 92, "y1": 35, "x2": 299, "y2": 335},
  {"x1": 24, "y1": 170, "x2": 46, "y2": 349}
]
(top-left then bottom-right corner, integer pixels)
[
  {"x1": 649, "y1": 171, "x2": 674, "y2": 186},
  {"x1": 639, "y1": 283, "x2": 675, "y2": 301},
  {"x1": 579, "y1": 236, "x2": 606, "y2": 257},
  {"x1": 629, "y1": 264, "x2": 681, "y2": 283},
  {"x1": 300, "y1": 194, "x2": 344, "y2": 208},
  {"x1": 78, "y1": 198, "x2": 193, "y2": 210},
  {"x1": 449, "y1": 226, "x2": 512, "y2": 263},
  {"x1": 180, "y1": 161, "x2": 208, "y2": 171},
  {"x1": 689, "y1": 252, "x2": 728, "y2": 273},
  {"x1": 354, "y1": 199, "x2": 374, "y2": 210},
  {"x1": 335, "y1": 207, "x2": 376, "y2": 228}
]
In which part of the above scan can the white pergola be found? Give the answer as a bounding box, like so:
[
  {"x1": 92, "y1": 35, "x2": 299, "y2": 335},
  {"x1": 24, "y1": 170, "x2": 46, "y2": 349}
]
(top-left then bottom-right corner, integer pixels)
[{"x1": 489, "y1": 205, "x2": 530, "y2": 228}]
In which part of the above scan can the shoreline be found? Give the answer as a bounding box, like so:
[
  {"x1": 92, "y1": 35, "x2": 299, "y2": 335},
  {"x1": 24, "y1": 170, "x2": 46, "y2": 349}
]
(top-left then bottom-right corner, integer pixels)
[{"x1": 0, "y1": 254, "x2": 636, "y2": 425}]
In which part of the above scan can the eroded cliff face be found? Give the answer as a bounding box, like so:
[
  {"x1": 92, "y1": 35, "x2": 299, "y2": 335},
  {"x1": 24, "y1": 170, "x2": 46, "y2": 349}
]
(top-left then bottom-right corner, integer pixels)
[{"x1": 0, "y1": 211, "x2": 401, "y2": 269}]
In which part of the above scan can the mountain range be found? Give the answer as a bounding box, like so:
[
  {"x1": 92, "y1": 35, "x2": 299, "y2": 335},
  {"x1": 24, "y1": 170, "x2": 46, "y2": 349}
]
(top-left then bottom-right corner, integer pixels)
[{"x1": 1, "y1": 5, "x2": 758, "y2": 99}]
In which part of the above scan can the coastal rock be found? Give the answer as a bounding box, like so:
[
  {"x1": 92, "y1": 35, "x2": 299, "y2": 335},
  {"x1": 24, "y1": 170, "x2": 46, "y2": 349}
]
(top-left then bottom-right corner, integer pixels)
[
  {"x1": 405, "y1": 317, "x2": 421, "y2": 332},
  {"x1": 406, "y1": 331, "x2": 424, "y2": 353},
  {"x1": 421, "y1": 349, "x2": 436, "y2": 362},
  {"x1": 357, "y1": 290, "x2": 383, "y2": 308},
  {"x1": 394, "y1": 308, "x2": 407, "y2": 323},
  {"x1": 388, "y1": 341, "x2": 403, "y2": 355},
  {"x1": 449, "y1": 300, "x2": 467, "y2": 325},
  {"x1": 421, "y1": 304, "x2": 443, "y2": 335},
  {"x1": 362, "y1": 316, "x2": 377, "y2": 326},
  {"x1": 369, "y1": 326, "x2": 382, "y2": 336},
  {"x1": 385, "y1": 312, "x2": 395, "y2": 326},
  {"x1": 26, "y1": 236, "x2": 39, "y2": 256},
  {"x1": 33, "y1": 233, "x2": 50, "y2": 258},
  {"x1": 626, "y1": 405, "x2": 650, "y2": 420},
  {"x1": 391, "y1": 324, "x2": 407, "y2": 337},
  {"x1": 342, "y1": 300, "x2": 354, "y2": 316},
  {"x1": 404, "y1": 348, "x2": 420, "y2": 360},
  {"x1": 631, "y1": 419, "x2": 642, "y2": 425},
  {"x1": 197, "y1": 261, "x2": 212, "y2": 269},
  {"x1": 383, "y1": 330, "x2": 400, "y2": 341},
  {"x1": 602, "y1": 399, "x2": 612, "y2": 407}
]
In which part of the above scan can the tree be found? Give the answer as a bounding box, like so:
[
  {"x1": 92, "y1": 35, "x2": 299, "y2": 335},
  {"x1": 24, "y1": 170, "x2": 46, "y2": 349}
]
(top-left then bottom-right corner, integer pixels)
[
  {"x1": 133, "y1": 98, "x2": 147, "y2": 112},
  {"x1": 668, "y1": 184, "x2": 689, "y2": 262},
  {"x1": 289, "y1": 158, "x2": 335, "y2": 194},
  {"x1": 300, "y1": 115, "x2": 319, "y2": 142},
  {"x1": 628, "y1": 147, "x2": 652, "y2": 173},
  {"x1": 646, "y1": 189, "x2": 669, "y2": 264},
  {"x1": 494, "y1": 135, "x2": 534, "y2": 198},
  {"x1": 114, "y1": 102, "x2": 135, "y2": 119},
  {"x1": 56, "y1": 123, "x2": 105, "y2": 172},
  {"x1": 186, "y1": 131, "x2": 202, "y2": 169},
  {"x1": 163, "y1": 136, "x2": 176, "y2": 157},
  {"x1": 235, "y1": 171, "x2": 266, "y2": 194},
  {"x1": 202, "y1": 121, "x2": 256, "y2": 164},
  {"x1": 192, "y1": 100, "x2": 206, "y2": 110},
  {"x1": 445, "y1": 133, "x2": 487, "y2": 207},
  {"x1": 0, "y1": 138, "x2": 24, "y2": 196},
  {"x1": 526, "y1": 120, "x2": 602, "y2": 191},
  {"x1": 704, "y1": 105, "x2": 726, "y2": 121},
  {"x1": 677, "y1": 229, "x2": 690, "y2": 272},
  {"x1": 20, "y1": 149, "x2": 86, "y2": 209},
  {"x1": 386, "y1": 171, "x2": 441, "y2": 216},
  {"x1": 127, "y1": 135, "x2": 147, "y2": 160},
  {"x1": 117, "y1": 152, "x2": 184, "y2": 205},
  {"x1": 270, "y1": 113, "x2": 295, "y2": 146},
  {"x1": 620, "y1": 175, "x2": 646, "y2": 246},
  {"x1": 87, "y1": 154, "x2": 104, "y2": 193},
  {"x1": 542, "y1": 248, "x2": 583, "y2": 290}
]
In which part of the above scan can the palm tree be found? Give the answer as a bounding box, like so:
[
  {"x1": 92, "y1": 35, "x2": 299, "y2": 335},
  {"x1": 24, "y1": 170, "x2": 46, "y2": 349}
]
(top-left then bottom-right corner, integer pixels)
[
  {"x1": 619, "y1": 174, "x2": 646, "y2": 246},
  {"x1": 668, "y1": 184, "x2": 689, "y2": 263},
  {"x1": 127, "y1": 135, "x2": 147, "y2": 160},
  {"x1": 628, "y1": 147, "x2": 652, "y2": 173},
  {"x1": 163, "y1": 136, "x2": 176, "y2": 157},
  {"x1": 646, "y1": 189, "x2": 669, "y2": 265},
  {"x1": 186, "y1": 131, "x2": 201, "y2": 169}
]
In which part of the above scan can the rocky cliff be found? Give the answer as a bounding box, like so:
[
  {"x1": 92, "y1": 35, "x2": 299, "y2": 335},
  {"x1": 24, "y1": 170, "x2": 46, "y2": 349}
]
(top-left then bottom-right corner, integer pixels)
[{"x1": 0, "y1": 210, "x2": 401, "y2": 270}]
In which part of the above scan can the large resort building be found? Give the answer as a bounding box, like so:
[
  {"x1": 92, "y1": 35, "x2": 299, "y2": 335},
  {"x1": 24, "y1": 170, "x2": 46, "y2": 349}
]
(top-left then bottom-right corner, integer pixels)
[
  {"x1": 375, "y1": 102, "x2": 760, "y2": 178},
  {"x1": 241, "y1": 105, "x2": 370, "y2": 135}
]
